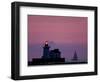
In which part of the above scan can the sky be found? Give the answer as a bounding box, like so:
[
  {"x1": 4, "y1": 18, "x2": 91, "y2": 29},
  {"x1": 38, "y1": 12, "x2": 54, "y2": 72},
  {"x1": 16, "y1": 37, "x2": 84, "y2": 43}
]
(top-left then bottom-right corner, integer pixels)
[{"x1": 28, "y1": 15, "x2": 88, "y2": 62}]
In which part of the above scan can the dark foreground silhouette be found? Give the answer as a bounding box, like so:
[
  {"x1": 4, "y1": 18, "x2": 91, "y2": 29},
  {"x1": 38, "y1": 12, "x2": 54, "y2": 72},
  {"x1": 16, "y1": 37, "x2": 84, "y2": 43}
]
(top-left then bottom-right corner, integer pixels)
[{"x1": 28, "y1": 41, "x2": 87, "y2": 66}]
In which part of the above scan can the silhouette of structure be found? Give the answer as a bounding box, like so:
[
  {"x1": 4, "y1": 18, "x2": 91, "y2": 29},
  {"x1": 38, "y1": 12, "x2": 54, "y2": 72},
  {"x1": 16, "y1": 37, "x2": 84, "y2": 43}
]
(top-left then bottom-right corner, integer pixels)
[
  {"x1": 28, "y1": 41, "x2": 65, "y2": 66},
  {"x1": 42, "y1": 41, "x2": 50, "y2": 59},
  {"x1": 72, "y1": 51, "x2": 78, "y2": 61},
  {"x1": 28, "y1": 42, "x2": 88, "y2": 66},
  {"x1": 42, "y1": 41, "x2": 61, "y2": 59}
]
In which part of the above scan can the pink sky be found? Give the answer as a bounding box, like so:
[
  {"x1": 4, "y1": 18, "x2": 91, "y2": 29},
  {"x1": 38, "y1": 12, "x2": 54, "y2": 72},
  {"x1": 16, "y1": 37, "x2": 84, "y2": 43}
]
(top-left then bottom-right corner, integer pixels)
[
  {"x1": 28, "y1": 15, "x2": 87, "y2": 45},
  {"x1": 28, "y1": 15, "x2": 88, "y2": 62}
]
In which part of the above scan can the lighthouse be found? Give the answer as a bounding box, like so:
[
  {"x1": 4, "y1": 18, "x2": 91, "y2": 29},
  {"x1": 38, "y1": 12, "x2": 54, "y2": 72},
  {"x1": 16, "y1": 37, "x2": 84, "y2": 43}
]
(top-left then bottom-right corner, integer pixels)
[
  {"x1": 42, "y1": 41, "x2": 50, "y2": 59},
  {"x1": 28, "y1": 41, "x2": 65, "y2": 66}
]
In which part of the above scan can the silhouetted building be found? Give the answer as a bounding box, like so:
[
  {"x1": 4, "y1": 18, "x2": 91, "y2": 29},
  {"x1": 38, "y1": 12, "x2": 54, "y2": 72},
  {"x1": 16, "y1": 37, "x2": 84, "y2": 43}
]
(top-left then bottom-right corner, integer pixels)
[
  {"x1": 28, "y1": 41, "x2": 65, "y2": 65},
  {"x1": 49, "y1": 49, "x2": 61, "y2": 59},
  {"x1": 42, "y1": 41, "x2": 50, "y2": 59},
  {"x1": 42, "y1": 41, "x2": 61, "y2": 59},
  {"x1": 42, "y1": 41, "x2": 62, "y2": 59}
]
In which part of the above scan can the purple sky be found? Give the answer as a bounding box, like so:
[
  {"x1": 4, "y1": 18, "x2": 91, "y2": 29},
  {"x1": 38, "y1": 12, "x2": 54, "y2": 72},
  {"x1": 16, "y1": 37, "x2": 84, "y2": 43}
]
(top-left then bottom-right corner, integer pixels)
[{"x1": 28, "y1": 15, "x2": 88, "y2": 62}]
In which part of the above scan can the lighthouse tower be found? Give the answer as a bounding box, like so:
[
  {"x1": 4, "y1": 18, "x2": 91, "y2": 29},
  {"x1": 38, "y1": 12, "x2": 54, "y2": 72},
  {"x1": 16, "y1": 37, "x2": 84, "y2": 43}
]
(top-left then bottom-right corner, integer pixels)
[{"x1": 42, "y1": 41, "x2": 50, "y2": 59}]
